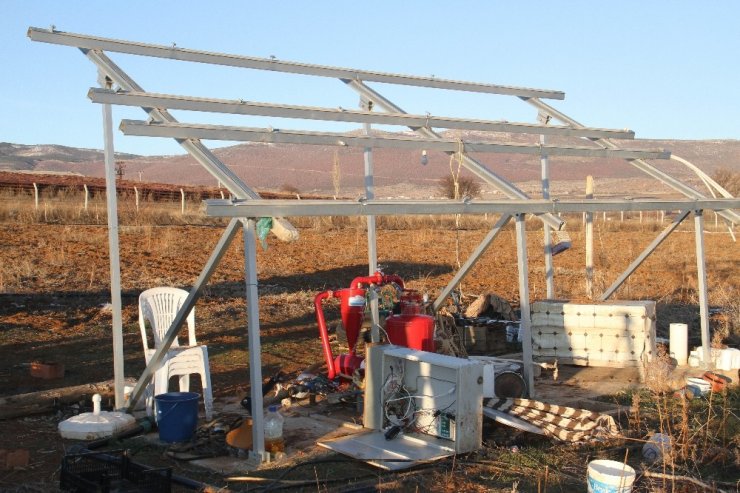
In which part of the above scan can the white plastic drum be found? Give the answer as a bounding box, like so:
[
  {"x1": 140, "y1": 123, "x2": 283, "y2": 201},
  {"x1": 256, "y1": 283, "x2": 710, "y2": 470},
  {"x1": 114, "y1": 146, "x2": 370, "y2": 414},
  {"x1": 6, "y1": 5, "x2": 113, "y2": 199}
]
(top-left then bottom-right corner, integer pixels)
[{"x1": 669, "y1": 323, "x2": 688, "y2": 366}]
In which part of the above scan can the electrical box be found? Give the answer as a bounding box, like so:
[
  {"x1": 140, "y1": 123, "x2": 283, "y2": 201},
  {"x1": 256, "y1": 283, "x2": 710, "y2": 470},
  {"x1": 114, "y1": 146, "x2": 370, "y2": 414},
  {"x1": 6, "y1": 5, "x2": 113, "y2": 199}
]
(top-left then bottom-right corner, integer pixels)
[
  {"x1": 319, "y1": 345, "x2": 483, "y2": 469},
  {"x1": 364, "y1": 345, "x2": 484, "y2": 453}
]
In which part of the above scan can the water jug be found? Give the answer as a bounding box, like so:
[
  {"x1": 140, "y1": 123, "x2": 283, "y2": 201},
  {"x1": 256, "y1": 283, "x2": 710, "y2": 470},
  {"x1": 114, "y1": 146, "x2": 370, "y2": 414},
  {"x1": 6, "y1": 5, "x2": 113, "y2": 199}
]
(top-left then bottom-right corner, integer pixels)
[{"x1": 263, "y1": 405, "x2": 285, "y2": 454}]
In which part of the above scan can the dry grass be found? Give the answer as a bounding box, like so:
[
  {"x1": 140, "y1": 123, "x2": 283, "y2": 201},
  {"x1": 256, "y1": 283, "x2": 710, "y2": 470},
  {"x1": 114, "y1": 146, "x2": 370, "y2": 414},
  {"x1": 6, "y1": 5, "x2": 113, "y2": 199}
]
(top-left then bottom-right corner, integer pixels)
[{"x1": 612, "y1": 382, "x2": 740, "y2": 490}]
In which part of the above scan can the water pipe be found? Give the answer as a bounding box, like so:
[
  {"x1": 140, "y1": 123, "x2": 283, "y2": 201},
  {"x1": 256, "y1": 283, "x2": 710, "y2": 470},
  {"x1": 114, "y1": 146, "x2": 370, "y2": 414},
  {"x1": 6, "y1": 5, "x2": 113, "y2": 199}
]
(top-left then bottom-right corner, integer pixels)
[
  {"x1": 314, "y1": 290, "x2": 338, "y2": 380},
  {"x1": 350, "y1": 271, "x2": 404, "y2": 290}
]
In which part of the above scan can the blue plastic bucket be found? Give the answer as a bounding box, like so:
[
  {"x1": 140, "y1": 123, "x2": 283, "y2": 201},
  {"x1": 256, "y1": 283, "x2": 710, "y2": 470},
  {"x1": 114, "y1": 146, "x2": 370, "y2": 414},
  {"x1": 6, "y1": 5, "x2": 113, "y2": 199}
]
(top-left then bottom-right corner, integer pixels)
[{"x1": 154, "y1": 392, "x2": 200, "y2": 443}]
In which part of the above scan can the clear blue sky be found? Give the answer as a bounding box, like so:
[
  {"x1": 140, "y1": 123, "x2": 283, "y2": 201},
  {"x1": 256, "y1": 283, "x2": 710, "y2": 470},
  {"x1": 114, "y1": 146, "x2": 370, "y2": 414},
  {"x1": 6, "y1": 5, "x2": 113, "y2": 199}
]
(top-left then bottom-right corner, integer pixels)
[{"x1": 2, "y1": 1, "x2": 739, "y2": 156}]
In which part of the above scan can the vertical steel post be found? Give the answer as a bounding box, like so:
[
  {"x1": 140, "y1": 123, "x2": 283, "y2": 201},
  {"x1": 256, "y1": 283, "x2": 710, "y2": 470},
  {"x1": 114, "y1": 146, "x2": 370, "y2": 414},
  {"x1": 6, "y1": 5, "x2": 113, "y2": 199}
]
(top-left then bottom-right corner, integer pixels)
[
  {"x1": 99, "y1": 72, "x2": 125, "y2": 410},
  {"x1": 693, "y1": 210, "x2": 712, "y2": 367},
  {"x1": 361, "y1": 98, "x2": 380, "y2": 340},
  {"x1": 515, "y1": 213, "x2": 535, "y2": 396},
  {"x1": 540, "y1": 133, "x2": 554, "y2": 298},
  {"x1": 243, "y1": 219, "x2": 266, "y2": 460},
  {"x1": 585, "y1": 176, "x2": 594, "y2": 299}
]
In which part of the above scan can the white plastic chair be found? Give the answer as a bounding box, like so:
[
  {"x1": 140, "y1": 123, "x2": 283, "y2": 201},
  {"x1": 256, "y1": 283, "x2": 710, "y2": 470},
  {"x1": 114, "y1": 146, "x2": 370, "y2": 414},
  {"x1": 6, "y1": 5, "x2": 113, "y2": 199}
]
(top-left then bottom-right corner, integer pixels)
[{"x1": 138, "y1": 287, "x2": 213, "y2": 421}]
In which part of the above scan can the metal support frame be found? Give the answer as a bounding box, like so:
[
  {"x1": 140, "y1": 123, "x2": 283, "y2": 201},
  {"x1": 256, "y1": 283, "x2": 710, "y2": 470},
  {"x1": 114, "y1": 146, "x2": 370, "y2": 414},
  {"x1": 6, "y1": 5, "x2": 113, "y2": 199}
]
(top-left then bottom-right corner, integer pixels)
[
  {"x1": 515, "y1": 214, "x2": 534, "y2": 396},
  {"x1": 204, "y1": 198, "x2": 739, "y2": 217},
  {"x1": 242, "y1": 219, "x2": 266, "y2": 459},
  {"x1": 30, "y1": 26, "x2": 738, "y2": 433},
  {"x1": 693, "y1": 211, "x2": 711, "y2": 367},
  {"x1": 432, "y1": 214, "x2": 513, "y2": 311},
  {"x1": 599, "y1": 209, "x2": 691, "y2": 301},
  {"x1": 100, "y1": 72, "x2": 125, "y2": 410},
  {"x1": 126, "y1": 219, "x2": 241, "y2": 413}
]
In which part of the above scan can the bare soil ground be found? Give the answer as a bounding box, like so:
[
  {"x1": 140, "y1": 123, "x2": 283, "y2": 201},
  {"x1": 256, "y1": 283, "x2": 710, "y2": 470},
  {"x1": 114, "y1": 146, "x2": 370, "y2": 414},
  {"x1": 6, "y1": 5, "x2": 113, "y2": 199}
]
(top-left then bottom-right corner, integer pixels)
[{"x1": 0, "y1": 220, "x2": 738, "y2": 491}]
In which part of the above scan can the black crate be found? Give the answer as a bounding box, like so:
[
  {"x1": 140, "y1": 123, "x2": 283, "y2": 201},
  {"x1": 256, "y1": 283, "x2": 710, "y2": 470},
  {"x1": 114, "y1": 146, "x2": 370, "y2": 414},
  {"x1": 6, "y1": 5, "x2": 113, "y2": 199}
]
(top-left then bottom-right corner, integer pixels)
[{"x1": 60, "y1": 449, "x2": 171, "y2": 492}]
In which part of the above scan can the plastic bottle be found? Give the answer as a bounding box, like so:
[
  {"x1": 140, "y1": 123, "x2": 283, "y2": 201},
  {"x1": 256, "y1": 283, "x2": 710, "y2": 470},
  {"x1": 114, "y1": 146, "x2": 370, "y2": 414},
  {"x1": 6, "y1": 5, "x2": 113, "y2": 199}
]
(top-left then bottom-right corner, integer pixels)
[
  {"x1": 263, "y1": 405, "x2": 285, "y2": 454},
  {"x1": 642, "y1": 433, "x2": 671, "y2": 462}
]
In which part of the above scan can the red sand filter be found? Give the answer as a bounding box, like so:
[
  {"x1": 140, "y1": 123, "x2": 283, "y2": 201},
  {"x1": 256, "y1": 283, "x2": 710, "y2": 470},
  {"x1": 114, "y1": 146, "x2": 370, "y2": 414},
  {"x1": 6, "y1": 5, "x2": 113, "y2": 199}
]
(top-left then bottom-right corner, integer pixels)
[
  {"x1": 384, "y1": 288, "x2": 436, "y2": 352},
  {"x1": 384, "y1": 311, "x2": 436, "y2": 352},
  {"x1": 315, "y1": 288, "x2": 366, "y2": 380}
]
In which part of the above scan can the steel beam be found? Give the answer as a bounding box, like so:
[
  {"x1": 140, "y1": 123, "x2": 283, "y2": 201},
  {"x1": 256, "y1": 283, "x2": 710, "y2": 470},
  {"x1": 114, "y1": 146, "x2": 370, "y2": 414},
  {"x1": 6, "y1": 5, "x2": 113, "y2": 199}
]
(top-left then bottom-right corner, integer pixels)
[
  {"x1": 599, "y1": 209, "x2": 691, "y2": 301},
  {"x1": 540, "y1": 133, "x2": 555, "y2": 298},
  {"x1": 204, "y1": 198, "x2": 739, "y2": 217},
  {"x1": 585, "y1": 176, "x2": 594, "y2": 299},
  {"x1": 242, "y1": 219, "x2": 266, "y2": 461},
  {"x1": 694, "y1": 211, "x2": 711, "y2": 368},
  {"x1": 89, "y1": 88, "x2": 635, "y2": 139},
  {"x1": 523, "y1": 97, "x2": 740, "y2": 225},
  {"x1": 99, "y1": 73, "x2": 125, "y2": 410},
  {"x1": 119, "y1": 120, "x2": 669, "y2": 160},
  {"x1": 432, "y1": 214, "x2": 513, "y2": 311},
  {"x1": 515, "y1": 214, "x2": 535, "y2": 397},
  {"x1": 345, "y1": 80, "x2": 566, "y2": 231},
  {"x1": 127, "y1": 219, "x2": 242, "y2": 413},
  {"x1": 360, "y1": 98, "x2": 381, "y2": 342},
  {"x1": 29, "y1": 27, "x2": 564, "y2": 99}
]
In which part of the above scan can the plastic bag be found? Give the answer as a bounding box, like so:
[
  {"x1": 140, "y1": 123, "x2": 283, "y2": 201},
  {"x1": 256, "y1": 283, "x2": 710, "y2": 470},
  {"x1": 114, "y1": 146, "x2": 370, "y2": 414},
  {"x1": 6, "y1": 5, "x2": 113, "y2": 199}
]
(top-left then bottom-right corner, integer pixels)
[{"x1": 256, "y1": 217, "x2": 273, "y2": 250}]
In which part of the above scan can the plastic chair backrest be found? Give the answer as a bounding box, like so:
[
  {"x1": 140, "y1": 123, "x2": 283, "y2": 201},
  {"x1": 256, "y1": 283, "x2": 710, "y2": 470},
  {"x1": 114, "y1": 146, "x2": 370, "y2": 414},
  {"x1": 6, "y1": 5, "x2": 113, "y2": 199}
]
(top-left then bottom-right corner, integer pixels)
[{"x1": 138, "y1": 287, "x2": 196, "y2": 352}]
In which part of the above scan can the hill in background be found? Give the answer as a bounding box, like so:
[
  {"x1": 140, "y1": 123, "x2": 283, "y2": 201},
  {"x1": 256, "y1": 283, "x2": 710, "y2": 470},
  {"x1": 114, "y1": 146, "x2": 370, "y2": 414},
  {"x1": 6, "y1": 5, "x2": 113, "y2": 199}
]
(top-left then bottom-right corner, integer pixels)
[{"x1": 1, "y1": 134, "x2": 738, "y2": 199}]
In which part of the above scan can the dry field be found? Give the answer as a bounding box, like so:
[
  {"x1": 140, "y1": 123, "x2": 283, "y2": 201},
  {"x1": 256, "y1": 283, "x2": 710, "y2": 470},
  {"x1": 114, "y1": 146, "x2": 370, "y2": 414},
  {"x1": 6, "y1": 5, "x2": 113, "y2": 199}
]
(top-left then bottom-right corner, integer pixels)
[{"x1": 0, "y1": 194, "x2": 738, "y2": 491}]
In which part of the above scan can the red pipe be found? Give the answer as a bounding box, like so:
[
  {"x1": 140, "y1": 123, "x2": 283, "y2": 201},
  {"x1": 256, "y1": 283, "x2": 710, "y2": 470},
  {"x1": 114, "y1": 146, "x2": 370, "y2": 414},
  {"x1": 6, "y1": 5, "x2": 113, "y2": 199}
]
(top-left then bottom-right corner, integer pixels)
[
  {"x1": 314, "y1": 290, "x2": 337, "y2": 380},
  {"x1": 350, "y1": 272, "x2": 405, "y2": 290}
]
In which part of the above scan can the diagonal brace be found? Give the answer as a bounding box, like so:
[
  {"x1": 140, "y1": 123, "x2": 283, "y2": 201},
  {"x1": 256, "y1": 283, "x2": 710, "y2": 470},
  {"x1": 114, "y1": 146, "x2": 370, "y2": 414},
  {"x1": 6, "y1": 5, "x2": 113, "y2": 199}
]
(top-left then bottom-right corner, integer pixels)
[
  {"x1": 599, "y1": 209, "x2": 691, "y2": 301},
  {"x1": 433, "y1": 214, "x2": 513, "y2": 311}
]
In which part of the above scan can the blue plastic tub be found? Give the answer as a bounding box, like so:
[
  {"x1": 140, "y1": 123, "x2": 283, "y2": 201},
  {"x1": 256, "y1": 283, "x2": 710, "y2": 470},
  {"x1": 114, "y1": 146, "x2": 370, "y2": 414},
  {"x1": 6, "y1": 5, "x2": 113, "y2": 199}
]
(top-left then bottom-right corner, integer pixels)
[{"x1": 154, "y1": 392, "x2": 200, "y2": 443}]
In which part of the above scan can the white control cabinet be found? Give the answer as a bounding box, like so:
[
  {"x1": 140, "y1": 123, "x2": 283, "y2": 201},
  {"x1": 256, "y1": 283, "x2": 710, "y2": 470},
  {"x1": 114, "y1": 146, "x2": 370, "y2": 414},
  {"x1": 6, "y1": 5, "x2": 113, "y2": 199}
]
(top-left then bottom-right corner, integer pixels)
[
  {"x1": 319, "y1": 344, "x2": 483, "y2": 469},
  {"x1": 364, "y1": 345, "x2": 484, "y2": 454}
]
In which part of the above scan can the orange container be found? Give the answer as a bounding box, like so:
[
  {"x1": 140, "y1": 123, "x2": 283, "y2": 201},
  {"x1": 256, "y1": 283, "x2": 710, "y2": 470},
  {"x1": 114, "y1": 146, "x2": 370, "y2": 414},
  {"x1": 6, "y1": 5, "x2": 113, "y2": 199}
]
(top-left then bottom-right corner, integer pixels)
[{"x1": 30, "y1": 361, "x2": 65, "y2": 379}]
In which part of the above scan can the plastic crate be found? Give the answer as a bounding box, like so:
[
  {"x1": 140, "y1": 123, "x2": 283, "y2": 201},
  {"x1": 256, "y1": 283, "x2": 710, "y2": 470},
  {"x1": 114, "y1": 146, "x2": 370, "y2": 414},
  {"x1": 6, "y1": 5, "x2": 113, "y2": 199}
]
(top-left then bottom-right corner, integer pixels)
[{"x1": 60, "y1": 449, "x2": 171, "y2": 492}]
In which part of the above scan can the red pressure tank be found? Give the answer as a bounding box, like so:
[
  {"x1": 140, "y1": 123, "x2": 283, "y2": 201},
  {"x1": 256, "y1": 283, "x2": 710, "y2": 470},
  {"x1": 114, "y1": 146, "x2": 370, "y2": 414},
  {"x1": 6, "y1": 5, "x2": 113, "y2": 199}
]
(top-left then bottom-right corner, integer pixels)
[{"x1": 384, "y1": 312, "x2": 436, "y2": 352}]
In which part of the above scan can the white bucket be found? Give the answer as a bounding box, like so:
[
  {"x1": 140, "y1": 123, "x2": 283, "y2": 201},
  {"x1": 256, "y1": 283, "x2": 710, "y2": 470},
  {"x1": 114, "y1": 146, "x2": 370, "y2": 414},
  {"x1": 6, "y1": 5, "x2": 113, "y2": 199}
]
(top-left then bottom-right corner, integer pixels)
[
  {"x1": 587, "y1": 459, "x2": 635, "y2": 493},
  {"x1": 669, "y1": 323, "x2": 688, "y2": 366}
]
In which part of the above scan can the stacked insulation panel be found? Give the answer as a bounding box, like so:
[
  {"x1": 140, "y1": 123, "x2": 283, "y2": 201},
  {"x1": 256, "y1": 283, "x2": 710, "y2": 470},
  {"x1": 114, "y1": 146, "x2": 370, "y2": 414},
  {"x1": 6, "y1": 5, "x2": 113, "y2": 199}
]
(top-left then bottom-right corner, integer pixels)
[{"x1": 530, "y1": 300, "x2": 657, "y2": 367}]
